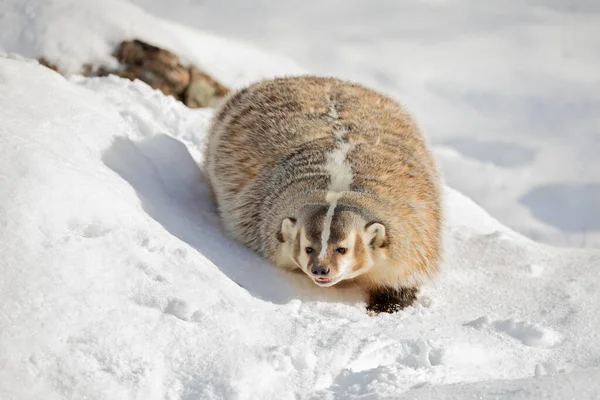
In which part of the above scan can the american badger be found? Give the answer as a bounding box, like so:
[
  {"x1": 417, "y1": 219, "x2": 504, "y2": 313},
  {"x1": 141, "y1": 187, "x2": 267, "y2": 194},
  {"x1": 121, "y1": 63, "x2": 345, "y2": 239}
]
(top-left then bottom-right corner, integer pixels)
[{"x1": 204, "y1": 76, "x2": 442, "y2": 313}]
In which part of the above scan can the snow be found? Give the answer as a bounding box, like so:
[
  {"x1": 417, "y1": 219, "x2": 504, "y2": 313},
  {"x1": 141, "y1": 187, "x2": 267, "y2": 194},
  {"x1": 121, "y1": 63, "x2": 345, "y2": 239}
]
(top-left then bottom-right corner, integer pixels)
[{"x1": 1, "y1": 0, "x2": 600, "y2": 399}]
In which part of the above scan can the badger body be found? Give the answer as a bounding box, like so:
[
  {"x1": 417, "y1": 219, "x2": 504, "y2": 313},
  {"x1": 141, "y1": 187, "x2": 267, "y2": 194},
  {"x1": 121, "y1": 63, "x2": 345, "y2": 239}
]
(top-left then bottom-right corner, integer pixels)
[{"x1": 204, "y1": 76, "x2": 442, "y2": 313}]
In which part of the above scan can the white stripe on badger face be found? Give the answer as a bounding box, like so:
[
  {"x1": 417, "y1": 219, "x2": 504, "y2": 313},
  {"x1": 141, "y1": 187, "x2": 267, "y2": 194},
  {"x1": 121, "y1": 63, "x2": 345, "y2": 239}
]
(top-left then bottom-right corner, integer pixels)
[{"x1": 319, "y1": 192, "x2": 342, "y2": 259}]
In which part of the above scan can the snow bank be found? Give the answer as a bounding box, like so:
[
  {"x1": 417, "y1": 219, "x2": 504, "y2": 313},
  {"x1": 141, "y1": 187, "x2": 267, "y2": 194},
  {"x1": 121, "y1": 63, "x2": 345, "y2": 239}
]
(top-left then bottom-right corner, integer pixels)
[
  {"x1": 1, "y1": 0, "x2": 600, "y2": 398},
  {"x1": 2, "y1": 53, "x2": 600, "y2": 399}
]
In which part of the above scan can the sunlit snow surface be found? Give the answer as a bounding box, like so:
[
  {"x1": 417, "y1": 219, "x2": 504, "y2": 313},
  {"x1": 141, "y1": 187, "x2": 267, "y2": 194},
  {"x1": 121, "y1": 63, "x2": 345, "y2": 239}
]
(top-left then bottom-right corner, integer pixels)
[{"x1": 1, "y1": 0, "x2": 600, "y2": 399}]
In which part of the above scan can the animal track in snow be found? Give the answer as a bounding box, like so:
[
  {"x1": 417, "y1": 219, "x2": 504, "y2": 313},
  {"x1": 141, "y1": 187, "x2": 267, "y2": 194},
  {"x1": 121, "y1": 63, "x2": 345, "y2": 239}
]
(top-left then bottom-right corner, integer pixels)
[
  {"x1": 534, "y1": 362, "x2": 561, "y2": 377},
  {"x1": 68, "y1": 219, "x2": 112, "y2": 238},
  {"x1": 465, "y1": 316, "x2": 561, "y2": 348},
  {"x1": 164, "y1": 297, "x2": 193, "y2": 320},
  {"x1": 519, "y1": 263, "x2": 545, "y2": 278},
  {"x1": 135, "y1": 262, "x2": 168, "y2": 284},
  {"x1": 416, "y1": 339, "x2": 433, "y2": 368},
  {"x1": 343, "y1": 337, "x2": 443, "y2": 381},
  {"x1": 396, "y1": 339, "x2": 443, "y2": 369},
  {"x1": 345, "y1": 338, "x2": 397, "y2": 373},
  {"x1": 263, "y1": 346, "x2": 315, "y2": 374}
]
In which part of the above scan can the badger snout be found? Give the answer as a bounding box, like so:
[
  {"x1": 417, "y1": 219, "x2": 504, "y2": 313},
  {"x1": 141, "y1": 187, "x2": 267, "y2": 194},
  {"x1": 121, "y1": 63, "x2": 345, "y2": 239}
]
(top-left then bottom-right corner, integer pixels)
[
  {"x1": 309, "y1": 262, "x2": 342, "y2": 287},
  {"x1": 311, "y1": 264, "x2": 330, "y2": 276}
]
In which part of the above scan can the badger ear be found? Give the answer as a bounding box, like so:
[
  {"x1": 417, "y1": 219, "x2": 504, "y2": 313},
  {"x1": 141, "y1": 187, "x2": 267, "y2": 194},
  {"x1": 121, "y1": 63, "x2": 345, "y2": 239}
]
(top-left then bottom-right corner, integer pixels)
[
  {"x1": 365, "y1": 222, "x2": 387, "y2": 248},
  {"x1": 277, "y1": 217, "x2": 297, "y2": 243}
]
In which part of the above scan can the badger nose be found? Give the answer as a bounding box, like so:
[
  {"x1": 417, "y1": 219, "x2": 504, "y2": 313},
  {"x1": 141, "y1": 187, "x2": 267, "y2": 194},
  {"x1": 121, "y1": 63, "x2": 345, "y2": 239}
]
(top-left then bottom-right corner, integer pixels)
[{"x1": 311, "y1": 265, "x2": 330, "y2": 276}]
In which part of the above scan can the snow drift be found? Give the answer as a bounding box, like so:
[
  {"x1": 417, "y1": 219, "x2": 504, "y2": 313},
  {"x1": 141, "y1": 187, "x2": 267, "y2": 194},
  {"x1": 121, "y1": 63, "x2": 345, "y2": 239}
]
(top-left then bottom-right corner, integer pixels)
[{"x1": 1, "y1": 0, "x2": 600, "y2": 399}]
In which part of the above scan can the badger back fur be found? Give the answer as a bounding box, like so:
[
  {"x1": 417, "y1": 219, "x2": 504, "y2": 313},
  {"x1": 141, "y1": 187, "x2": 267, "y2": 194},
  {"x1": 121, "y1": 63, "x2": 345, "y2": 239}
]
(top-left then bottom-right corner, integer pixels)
[{"x1": 204, "y1": 76, "x2": 442, "y2": 312}]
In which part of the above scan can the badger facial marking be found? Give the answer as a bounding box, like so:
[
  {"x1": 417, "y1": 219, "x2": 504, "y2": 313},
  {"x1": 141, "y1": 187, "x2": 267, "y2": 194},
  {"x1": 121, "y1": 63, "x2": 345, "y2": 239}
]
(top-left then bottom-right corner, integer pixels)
[
  {"x1": 310, "y1": 229, "x2": 370, "y2": 287},
  {"x1": 296, "y1": 229, "x2": 314, "y2": 274},
  {"x1": 318, "y1": 191, "x2": 342, "y2": 260},
  {"x1": 283, "y1": 212, "x2": 389, "y2": 288}
]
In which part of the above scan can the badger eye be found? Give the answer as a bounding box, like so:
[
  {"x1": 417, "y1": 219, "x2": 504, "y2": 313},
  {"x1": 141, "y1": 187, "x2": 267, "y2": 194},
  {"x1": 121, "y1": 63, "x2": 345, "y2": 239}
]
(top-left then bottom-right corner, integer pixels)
[
  {"x1": 305, "y1": 247, "x2": 314, "y2": 254},
  {"x1": 336, "y1": 247, "x2": 347, "y2": 255}
]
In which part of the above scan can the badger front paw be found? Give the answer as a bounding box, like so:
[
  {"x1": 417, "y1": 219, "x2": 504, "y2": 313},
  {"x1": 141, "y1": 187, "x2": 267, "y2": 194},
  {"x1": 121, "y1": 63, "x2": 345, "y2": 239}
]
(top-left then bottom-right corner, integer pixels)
[{"x1": 367, "y1": 287, "x2": 419, "y2": 314}]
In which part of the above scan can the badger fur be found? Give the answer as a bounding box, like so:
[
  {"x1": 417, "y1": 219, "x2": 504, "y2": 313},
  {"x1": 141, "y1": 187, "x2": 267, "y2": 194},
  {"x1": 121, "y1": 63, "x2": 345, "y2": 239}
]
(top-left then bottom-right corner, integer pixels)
[{"x1": 204, "y1": 76, "x2": 442, "y2": 313}]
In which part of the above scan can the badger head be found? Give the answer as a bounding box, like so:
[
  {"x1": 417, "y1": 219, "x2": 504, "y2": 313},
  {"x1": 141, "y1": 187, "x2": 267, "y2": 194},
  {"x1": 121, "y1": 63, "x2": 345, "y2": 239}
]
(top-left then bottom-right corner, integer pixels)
[{"x1": 277, "y1": 204, "x2": 388, "y2": 287}]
